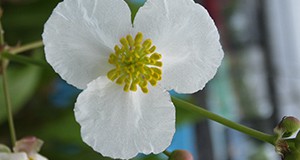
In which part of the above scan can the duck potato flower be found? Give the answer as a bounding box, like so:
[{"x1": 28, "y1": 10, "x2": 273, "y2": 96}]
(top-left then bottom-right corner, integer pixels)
[
  {"x1": 0, "y1": 152, "x2": 28, "y2": 160},
  {"x1": 0, "y1": 137, "x2": 47, "y2": 160},
  {"x1": 42, "y1": 0, "x2": 223, "y2": 159},
  {"x1": 13, "y1": 137, "x2": 48, "y2": 160},
  {"x1": 0, "y1": 152, "x2": 47, "y2": 160}
]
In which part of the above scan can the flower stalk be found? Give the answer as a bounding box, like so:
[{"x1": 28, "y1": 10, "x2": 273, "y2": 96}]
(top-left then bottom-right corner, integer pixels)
[
  {"x1": 1, "y1": 60, "x2": 17, "y2": 146},
  {"x1": 0, "y1": 14, "x2": 17, "y2": 145},
  {"x1": 1, "y1": 52, "x2": 49, "y2": 68},
  {"x1": 171, "y1": 96, "x2": 276, "y2": 145},
  {"x1": 9, "y1": 40, "x2": 43, "y2": 55},
  {"x1": 0, "y1": 8, "x2": 3, "y2": 46}
]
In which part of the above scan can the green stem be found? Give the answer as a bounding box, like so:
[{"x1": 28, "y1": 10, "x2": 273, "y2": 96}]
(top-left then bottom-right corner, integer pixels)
[
  {"x1": 0, "y1": 23, "x2": 3, "y2": 45},
  {"x1": 0, "y1": 9, "x2": 17, "y2": 146},
  {"x1": 10, "y1": 40, "x2": 43, "y2": 55},
  {"x1": 163, "y1": 150, "x2": 171, "y2": 158},
  {"x1": 171, "y1": 96, "x2": 276, "y2": 145},
  {"x1": 1, "y1": 60, "x2": 17, "y2": 146},
  {"x1": 2, "y1": 52, "x2": 49, "y2": 68},
  {"x1": 0, "y1": 10, "x2": 4, "y2": 46}
]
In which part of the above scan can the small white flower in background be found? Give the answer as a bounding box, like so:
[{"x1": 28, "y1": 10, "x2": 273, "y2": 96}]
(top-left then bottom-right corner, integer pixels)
[
  {"x1": 0, "y1": 152, "x2": 28, "y2": 160},
  {"x1": 0, "y1": 144, "x2": 27, "y2": 160},
  {"x1": 0, "y1": 137, "x2": 48, "y2": 160},
  {"x1": 43, "y1": 0, "x2": 223, "y2": 159}
]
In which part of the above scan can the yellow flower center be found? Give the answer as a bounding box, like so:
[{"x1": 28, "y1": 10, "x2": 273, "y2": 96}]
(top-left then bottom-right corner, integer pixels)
[{"x1": 107, "y1": 32, "x2": 162, "y2": 93}]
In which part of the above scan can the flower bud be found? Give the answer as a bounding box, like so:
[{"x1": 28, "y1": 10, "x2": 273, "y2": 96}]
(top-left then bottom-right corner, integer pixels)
[
  {"x1": 274, "y1": 116, "x2": 300, "y2": 138},
  {"x1": 169, "y1": 150, "x2": 194, "y2": 160}
]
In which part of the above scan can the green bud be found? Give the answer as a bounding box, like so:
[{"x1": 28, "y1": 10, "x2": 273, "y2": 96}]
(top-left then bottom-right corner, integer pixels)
[
  {"x1": 274, "y1": 116, "x2": 300, "y2": 138},
  {"x1": 169, "y1": 150, "x2": 193, "y2": 160}
]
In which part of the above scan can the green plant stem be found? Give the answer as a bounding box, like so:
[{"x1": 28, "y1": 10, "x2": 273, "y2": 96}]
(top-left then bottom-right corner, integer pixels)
[
  {"x1": 10, "y1": 40, "x2": 43, "y2": 55},
  {"x1": 0, "y1": 12, "x2": 17, "y2": 146},
  {"x1": 2, "y1": 52, "x2": 49, "y2": 68},
  {"x1": 163, "y1": 150, "x2": 171, "y2": 158},
  {"x1": 0, "y1": 23, "x2": 3, "y2": 45},
  {"x1": 171, "y1": 96, "x2": 276, "y2": 145},
  {"x1": 1, "y1": 60, "x2": 16, "y2": 146}
]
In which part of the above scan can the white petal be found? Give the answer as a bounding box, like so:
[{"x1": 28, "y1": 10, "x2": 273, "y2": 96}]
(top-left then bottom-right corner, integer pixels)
[
  {"x1": 74, "y1": 77, "x2": 175, "y2": 159},
  {"x1": 0, "y1": 152, "x2": 28, "y2": 160},
  {"x1": 134, "y1": 0, "x2": 224, "y2": 93},
  {"x1": 43, "y1": 0, "x2": 132, "y2": 89}
]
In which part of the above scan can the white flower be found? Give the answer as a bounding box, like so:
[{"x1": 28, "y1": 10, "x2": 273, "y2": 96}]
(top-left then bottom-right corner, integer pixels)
[
  {"x1": 0, "y1": 152, "x2": 28, "y2": 160},
  {"x1": 0, "y1": 137, "x2": 47, "y2": 160},
  {"x1": 0, "y1": 152, "x2": 47, "y2": 160},
  {"x1": 42, "y1": 0, "x2": 223, "y2": 159},
  {"x1": 13, "y1": 137, "x2": 48, "y2": 160}
]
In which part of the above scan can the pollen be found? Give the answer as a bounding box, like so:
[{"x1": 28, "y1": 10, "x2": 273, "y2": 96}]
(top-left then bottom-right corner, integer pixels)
[{"x1": 107, "y1": 32, "x2": 163, "y2": 93}]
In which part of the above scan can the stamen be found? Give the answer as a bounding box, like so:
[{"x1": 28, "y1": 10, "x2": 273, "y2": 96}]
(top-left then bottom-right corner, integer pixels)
[{"x1": 107, "y1": 33, "x2": 163, "y2": 93}]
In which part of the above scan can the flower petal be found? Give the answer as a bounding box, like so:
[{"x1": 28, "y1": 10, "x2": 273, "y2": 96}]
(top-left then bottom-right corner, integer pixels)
[
  {"x1": 0, "y1": 144, "x2": 11, "y2": 153},
  {"x1": 13, "y1": 137, "x2": 43, "y2": 155},
  {"x1": 0, "y1": 152, "x2": 28, "y2": 160},
  {"x1": 133, "y1": 0, "x2": 223, "y2": 93},
  {"x1": 43, "y1": 0, "x2": 132, "y2": 89},
  {"x1": 74, "y1": 77, "x2": 175, "y2": 159}
]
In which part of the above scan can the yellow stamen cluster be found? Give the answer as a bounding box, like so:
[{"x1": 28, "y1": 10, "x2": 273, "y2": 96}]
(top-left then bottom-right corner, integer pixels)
[{"x1": 107, "y1": 32, "x2": 163, "y2": 93}]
